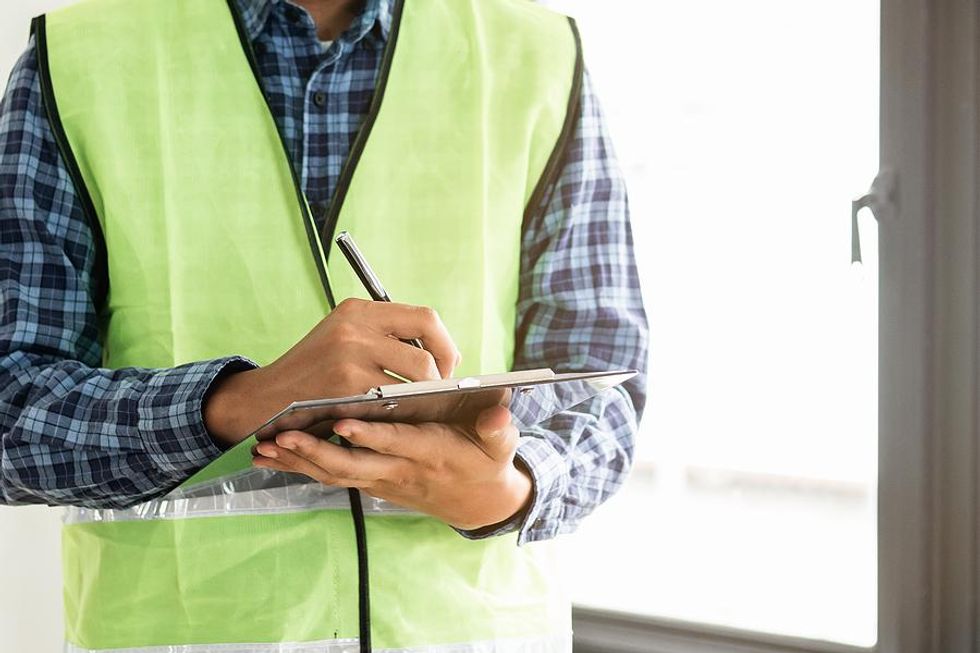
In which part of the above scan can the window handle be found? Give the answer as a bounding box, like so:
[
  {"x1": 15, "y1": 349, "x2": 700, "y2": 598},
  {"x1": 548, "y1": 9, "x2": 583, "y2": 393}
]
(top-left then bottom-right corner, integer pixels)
[{"x1": 852, "y1": 169, "x2": 896, "y2": 263}]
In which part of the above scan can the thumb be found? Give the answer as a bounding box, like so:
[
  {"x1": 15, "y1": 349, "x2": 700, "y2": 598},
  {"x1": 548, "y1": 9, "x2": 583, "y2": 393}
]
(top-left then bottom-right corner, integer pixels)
[{"x1": 474, "y1": 405, "x2": 518, "y2": 460}]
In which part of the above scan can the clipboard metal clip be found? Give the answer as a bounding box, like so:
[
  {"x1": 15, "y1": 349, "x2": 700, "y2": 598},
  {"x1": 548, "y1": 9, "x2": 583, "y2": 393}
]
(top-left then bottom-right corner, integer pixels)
[{"x1": 373, "y1": 369, "x2": 556, "y2": 399}]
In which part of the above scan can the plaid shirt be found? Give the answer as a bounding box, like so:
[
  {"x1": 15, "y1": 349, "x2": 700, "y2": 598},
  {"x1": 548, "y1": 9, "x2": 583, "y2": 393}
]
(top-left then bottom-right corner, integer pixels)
[{"x1": 0, "y1": 0, "x2": 647, "y2": 544}]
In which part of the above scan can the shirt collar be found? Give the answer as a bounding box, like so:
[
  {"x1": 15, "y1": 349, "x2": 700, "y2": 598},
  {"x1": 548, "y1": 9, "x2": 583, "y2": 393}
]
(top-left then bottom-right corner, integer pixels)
[{"x1": 234, "y1": 0, "x2": 392, "y2": 46}]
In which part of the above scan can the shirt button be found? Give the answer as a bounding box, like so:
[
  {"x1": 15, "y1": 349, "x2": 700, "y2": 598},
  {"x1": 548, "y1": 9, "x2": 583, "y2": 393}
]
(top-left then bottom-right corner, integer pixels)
[{"x1": 313, "y1": 91, "x2": 327, "y2": 107}]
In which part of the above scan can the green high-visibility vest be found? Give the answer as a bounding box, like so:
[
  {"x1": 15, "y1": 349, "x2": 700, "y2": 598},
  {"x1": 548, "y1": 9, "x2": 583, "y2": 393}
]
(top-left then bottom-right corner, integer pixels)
[{"x1": 35, "y1": 0, "x2": 583, "y2": 650}]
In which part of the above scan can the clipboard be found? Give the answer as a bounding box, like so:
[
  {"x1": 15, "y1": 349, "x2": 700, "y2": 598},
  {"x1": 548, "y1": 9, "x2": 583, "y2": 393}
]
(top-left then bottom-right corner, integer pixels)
[
  {"x1": 253, "y1": 368, "x2": 637, "y2": 440},
  {"x1": 178, "y1": 368, "x2": 636, "y2": 492}
]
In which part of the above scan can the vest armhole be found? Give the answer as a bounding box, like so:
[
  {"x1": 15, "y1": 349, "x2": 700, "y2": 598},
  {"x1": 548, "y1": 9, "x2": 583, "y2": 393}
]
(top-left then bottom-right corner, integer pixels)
[
  {"x1": 521, "y1": 16, "x2": 585, "y2": 232},
  {"x1": 32, "y1": 14, "x2": 110, "y2": 312}
]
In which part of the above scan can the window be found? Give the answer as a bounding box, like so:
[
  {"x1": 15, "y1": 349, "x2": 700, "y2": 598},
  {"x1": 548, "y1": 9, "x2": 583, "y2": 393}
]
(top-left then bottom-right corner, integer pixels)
[{"x1": 548, "y1": 1, "x2": 879, "y2": 647}]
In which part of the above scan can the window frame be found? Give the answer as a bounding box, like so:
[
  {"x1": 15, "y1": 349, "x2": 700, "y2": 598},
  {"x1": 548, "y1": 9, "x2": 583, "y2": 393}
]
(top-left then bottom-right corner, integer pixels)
[
  {"x1": 571, "y1": 0, "x2": 980, "y2": 651},
  {"x1": 876, "y1": 0, "x2": 979, "y2": 650},
  {"x1": 573, "y1": 608, "x2": 872, "y2": 653}
]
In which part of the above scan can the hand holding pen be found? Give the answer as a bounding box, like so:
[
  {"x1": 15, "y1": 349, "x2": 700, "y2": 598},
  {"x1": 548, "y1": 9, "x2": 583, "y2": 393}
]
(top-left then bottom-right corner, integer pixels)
[
  {"x1": 250, "y1": 231, "x2": 530, "y2": 533},
  {"x1": 203, "y1": 234, "x2": 460, "y2": 445},
  {"x1": 335, "y1": 231, "x2": 425, "y2": 351}
]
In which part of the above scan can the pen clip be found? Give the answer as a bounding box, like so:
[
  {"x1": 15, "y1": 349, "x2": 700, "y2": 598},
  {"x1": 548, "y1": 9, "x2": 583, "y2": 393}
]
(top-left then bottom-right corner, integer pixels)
[{"x1": 335, "y1": 231, "x2": 389, "y2": 301}]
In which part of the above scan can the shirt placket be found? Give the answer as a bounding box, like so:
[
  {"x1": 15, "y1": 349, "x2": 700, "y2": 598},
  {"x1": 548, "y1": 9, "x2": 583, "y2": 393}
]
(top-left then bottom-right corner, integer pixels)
[{"x1": 301, "y1": 43, "x2": 347, "y2": 228}]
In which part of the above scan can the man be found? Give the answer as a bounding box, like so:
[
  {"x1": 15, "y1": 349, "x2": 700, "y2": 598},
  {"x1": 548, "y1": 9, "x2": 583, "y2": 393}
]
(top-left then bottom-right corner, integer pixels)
[{"x1": 0, "y1": 0, "x2": 647, "y2": 651}]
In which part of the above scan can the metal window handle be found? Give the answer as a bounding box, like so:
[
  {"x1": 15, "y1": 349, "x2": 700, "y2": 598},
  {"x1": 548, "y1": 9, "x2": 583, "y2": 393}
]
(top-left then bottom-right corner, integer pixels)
[{"x1": 851, "y1": 169, "x2": 896, "y2": 263}]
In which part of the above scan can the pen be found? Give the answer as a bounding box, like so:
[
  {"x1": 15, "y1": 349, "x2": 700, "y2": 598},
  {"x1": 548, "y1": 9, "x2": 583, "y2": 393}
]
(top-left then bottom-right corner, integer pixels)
[{"x1": 335, "y1": 231, "x2": 426, "y2": 350}]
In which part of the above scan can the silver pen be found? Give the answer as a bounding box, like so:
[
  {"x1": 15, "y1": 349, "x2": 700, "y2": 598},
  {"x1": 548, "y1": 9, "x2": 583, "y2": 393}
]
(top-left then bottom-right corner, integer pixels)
[{"x1": 335, "y1": 231, "x2": 425, "y2": 350}]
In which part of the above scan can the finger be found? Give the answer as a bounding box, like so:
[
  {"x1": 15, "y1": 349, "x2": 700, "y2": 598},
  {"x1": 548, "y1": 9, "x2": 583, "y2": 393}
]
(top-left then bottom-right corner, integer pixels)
[
  {"x1": 252, "y1": 447, "x2": 359, "y2": 488},
  {"x1": 274, "y1": 430, "x2": 399, "y2": 481},
  {"x1": 360, "y1": 302, "x2": 461, "y2": 378},
  {"x1": 369, "y1": 335, "x2": 441, "y2": 382},
  {"x1": 315, "y1": 358, "x2": 398, "y2": 398},
  {"x1": 334, "y1": 419, "x2": 421, "y2": 460},
  {"x1": 473, "y1": 405, "x2": 519, "y2": 462}
]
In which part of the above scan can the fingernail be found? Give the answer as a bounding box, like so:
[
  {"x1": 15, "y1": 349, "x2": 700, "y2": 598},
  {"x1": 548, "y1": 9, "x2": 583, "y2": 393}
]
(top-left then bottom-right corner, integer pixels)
[
  {"x1": 278, "y1": 439, "x2": 297, "y2": 450},
  {"x1": 258, "y1": 445, "x2": 279, "y2": 459}
]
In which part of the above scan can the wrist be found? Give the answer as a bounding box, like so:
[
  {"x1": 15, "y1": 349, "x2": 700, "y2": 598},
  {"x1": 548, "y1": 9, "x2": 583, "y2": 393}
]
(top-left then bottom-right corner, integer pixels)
[
  {"x1": 203, "y1": 365, "x2": 268, "y2": 446},
  {"x1": 505, "y1": 460, "x2": 534, "y2": 521},
  {"x1": 456, "y1": 462, "x2": 533, "y2": 533}
]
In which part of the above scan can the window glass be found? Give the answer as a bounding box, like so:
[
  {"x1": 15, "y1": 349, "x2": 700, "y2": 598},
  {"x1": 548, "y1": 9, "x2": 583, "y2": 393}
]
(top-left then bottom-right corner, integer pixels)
[{"x1": 549, "y1": 1, "x2": 879, "y2": 645}]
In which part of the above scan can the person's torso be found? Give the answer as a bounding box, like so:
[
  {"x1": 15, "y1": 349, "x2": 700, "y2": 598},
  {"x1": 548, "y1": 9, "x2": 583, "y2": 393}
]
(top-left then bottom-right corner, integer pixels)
[{"x1": 37, "y1": 0, "x2": 582, "y2": 649}]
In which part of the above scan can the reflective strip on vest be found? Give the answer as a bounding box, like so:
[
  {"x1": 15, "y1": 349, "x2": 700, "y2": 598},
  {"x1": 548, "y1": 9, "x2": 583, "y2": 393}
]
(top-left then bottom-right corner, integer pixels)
[
  {"x1": 64, "y1": 633, "x2": 573, "y2": 653},
  {"x1": 64, "y1": 471, "x2": 412, "y2": 524},
  {"x1": 40, "y1": 0, "x2": 581, "y2": 649}
]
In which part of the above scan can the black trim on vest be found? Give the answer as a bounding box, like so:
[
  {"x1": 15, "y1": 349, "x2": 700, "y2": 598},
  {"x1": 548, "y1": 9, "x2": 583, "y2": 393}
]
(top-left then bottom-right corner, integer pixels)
[
  {"x1": 223, "y1": 5, "x2": 580, "y2": 651},
  {"x1": 522, "y1": 17, "x2": 585, "y2": 229},
  {"x1": 224, "y1": 4, "x2": 379, "y2": 650},
  {"x1": 224, "y1": 0, "x2": 337, "y2": 309},
  {"x1": 345, "y1": 462, "x2": 372, "y2": 651},
  {"x1": 319, "y1": 0, "x2": 407, "y2": 261},
  {"x1": 32, "y1": 15, "x2": 110, "y2": 312}
]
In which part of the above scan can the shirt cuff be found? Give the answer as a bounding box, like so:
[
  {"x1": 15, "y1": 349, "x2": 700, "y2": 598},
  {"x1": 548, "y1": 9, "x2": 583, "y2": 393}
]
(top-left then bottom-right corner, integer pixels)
[
  {"x1": 455, "y1": 433, "x2": 570, "y2": 545},
  {"x1": 137, "y1": 356, "x2": 257, "y2": 482}
]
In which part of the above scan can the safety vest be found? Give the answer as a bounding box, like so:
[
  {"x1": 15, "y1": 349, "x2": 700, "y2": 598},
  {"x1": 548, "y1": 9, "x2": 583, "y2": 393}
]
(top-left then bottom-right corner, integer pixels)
[{"x1": 34, "y1": 0, "x2": 583, "y2": 650}]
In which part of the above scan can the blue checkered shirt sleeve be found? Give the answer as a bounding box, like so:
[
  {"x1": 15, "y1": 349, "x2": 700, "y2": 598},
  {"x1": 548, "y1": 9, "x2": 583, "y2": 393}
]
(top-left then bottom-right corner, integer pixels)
[
  {"x1": 1, "y1": 19, "x2": 648, "y2": 540},
  {"x1": 0, "y1": 42, "x2": 253, "y2": 508},
  {"x1": 470, "y1": 71, "x2": 649, "y2": 544}
]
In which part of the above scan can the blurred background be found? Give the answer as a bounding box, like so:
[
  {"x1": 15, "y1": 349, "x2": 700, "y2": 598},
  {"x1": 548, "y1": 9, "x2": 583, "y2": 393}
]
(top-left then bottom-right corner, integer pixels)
[
  {"x1": 0, "y1": 1, "x2": 879, "y2": 650},
  {"x1": 546, "y1": 0, "x2": 879, "y2": 647}
]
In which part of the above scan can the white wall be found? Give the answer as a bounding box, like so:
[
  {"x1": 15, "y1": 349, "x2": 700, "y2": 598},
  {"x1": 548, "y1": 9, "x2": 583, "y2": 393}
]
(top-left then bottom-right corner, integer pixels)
[{"x1": 1, "y1": 3, "x2": 80, "y2": 650}]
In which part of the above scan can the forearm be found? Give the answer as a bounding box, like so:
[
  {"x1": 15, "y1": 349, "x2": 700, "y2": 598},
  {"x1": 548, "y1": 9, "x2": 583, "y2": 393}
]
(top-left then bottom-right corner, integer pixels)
[
  {"x1": 455, "y1": 384, "x2": 638, "y2": 544},
  {"x1": 0, "y1": 41, "x2": 248, "y2": 509},
  {"x1": 0, "y1": 351, "x2": 252, "y2": 508},
  {"x1": 513, "y1": 389, "x2": 637, "y2": 543}
]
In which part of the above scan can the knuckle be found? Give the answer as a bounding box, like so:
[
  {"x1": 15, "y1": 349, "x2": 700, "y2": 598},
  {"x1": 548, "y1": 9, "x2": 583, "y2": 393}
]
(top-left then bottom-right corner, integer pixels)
[
  {"x1": 412, "y1": 349, "x2": 440, "y2": 378},
  {"x1": 387, "y1": 461, "x2": 416, "y2": 488},
  {"x1": 417, "y1": 305, "x2": 439, "y2": 325},
  {"x1": 335, "y1": 297, "x2": 364, "y2": 315},
  {"x1": 340, "y1": 428, "x2": 360, "y2": 444},
  {"x1": 332, "y1": 320, "x2": 359, "y2": 343},
  {"x1": 294, "y1": 437, "x2": 317, "y2": 455},
  {"x1": 422, "y1": 453, "x2": 448, "y2": 478},
  {"x1": 392, "y1": 472, "x2": 416, "y2": 492}
]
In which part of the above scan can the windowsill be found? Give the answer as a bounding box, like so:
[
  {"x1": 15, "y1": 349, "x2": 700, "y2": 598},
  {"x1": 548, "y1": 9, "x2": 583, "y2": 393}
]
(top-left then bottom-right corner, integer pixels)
[{"x1": 572, "y1": 607, "x2": 876, "y2": 653}]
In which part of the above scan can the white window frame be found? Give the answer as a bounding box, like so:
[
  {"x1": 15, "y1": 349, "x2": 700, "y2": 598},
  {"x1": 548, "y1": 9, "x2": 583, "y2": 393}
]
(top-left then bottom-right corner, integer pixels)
[{"x1": 571, "y1": 0, "x2": 980, "y2": 651}]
